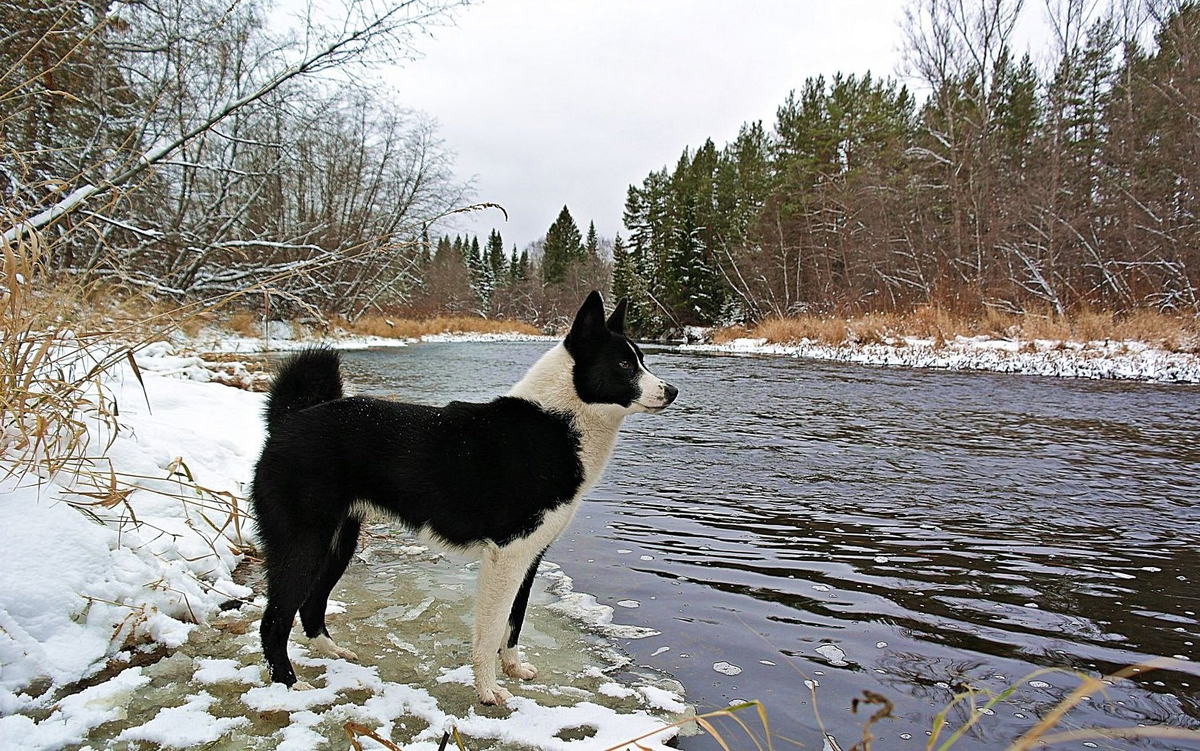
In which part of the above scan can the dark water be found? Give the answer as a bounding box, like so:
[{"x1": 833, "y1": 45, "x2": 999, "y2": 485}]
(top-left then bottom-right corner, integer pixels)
[{"x1": 340, "y1": 342, "x2": 1200, "y2": 749}]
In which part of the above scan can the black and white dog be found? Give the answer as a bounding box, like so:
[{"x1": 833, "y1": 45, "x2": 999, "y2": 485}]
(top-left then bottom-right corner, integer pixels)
[{"x1": 251, "y1": 291, "x2": 677, "y2": 705}]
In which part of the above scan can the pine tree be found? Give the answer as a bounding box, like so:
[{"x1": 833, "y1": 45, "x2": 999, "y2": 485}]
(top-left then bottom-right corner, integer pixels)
[
  {"x1": 541, "y1": 205, "x2": 584, "y2": 284},
  {"x1": 585, "y1": 221, "x2": 600, "y2": 259},
  {"x1": 611, "y1": 232, "x2": 634, "y2": 303},
  {"x1": 486, "y1": 229, "x2": 506, "y2": 281},
  {"x1": 508, "y1": 245, "x2": 520, "y2": 281},
  {"x1": 518, "y1": 249, "x2": 531, "y2": 281}
]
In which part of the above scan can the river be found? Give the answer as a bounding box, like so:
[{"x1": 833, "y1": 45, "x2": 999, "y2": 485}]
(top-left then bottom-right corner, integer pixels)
[{"x1": 340, "y1": 341, "x2": 1200, "y2": 749}]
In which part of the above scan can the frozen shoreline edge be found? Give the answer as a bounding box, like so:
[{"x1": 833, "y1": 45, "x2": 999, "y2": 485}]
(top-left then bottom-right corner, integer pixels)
[
  {"x1": 678, "y1": 335, "x2": 1200, "y2": 384},
  {"x1": 185, "y1": 323, "x2": 1200, "y2": 384}
]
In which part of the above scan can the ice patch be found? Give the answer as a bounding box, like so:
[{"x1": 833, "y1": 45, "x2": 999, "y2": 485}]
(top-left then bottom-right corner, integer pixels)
[
  {"x1": 712, "y1": 661, "x2": 743, "y2": 676},
  {"x1": 542, "y1": 565, "x2": 659, "y2": 639},
  {"x1": 815, "y1": 644, "x2": 849, "y2": 666},
  {"x1": 639, "y1": 685, "x2": 688, "y2": 713}
]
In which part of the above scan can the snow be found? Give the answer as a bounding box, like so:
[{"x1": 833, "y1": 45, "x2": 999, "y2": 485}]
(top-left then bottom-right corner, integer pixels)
[
  {"x1": 683, "y1": 334, "x2": 1200, "y2": 383},
  {"x1": 0, "y1": 340, "x2": 687, "y2": 750},
  {"x1": 115, "y1": 691, "x2": 249, "y2": 747},
  {"x1": 184, "y1": 324, "x2": 553, "y2": 356}
]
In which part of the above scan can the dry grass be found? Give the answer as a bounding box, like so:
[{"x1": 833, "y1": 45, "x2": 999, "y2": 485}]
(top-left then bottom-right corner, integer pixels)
[
  {"x1": 749, "y1": 316, "x2": 849, "y2": 345},
  {"x1": 335, "y1": 314, "x2": 542, "y2": 339},
  {"x1": 1, "y1": 233, "x2": 120, "y2": 475},
  {"x1": 223, "y1": 309, "x2": 261, "y2": 337},
  {"x1": 714, "y1": 307, "x2": 1199, "y2": 351}
]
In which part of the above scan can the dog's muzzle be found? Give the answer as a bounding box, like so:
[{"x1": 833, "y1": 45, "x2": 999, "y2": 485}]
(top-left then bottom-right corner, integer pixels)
[{"x1": 641, "y1": 382, "x2": 678, "y2": 413}]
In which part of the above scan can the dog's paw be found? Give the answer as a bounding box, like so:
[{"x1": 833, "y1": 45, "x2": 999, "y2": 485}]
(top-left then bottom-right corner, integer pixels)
[
  {"x1": 311, "y1": 634, "x2": 359, "y2": 662},
  {"x1": 476, "y1": 683, "x2": 512, "y2": 706},
  {"x1": 292, "y1": 680, "x2": 315, "y2": 691},
  {"x1": 502, "y1": 661, "x2": 538, "y2": 680}
]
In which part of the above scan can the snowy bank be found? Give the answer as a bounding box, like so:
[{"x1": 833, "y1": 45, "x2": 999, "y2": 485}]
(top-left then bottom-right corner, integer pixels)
[
  {"x1": 682, "y1": 334, "x2": 1200, "y2": 383},
  {"x1": 183, "y1": 321, "x2": 555, "y2": 356},
  {"x1": 0, "y1": 342, "x2": 686, "y2": 750}
]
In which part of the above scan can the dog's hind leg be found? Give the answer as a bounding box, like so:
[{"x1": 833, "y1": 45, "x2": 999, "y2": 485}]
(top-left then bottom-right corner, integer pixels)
[
  {"x1": 472, "y1": 545, "x2": 538, "y2": 705},
  {"x1": 499, "y1": 550, "x2": 544, "y2": 681},
  {"x1": 260, "y1": 545, "x2": 323, "y2": 689},
  {"x1": 299, "y1": 515, "x2": 361, "y2": 662}
]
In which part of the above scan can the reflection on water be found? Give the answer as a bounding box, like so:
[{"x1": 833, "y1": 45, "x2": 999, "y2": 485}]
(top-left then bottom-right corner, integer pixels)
[{"x1": 342, "y1": 343, "x2": 1200, "y2": 749}]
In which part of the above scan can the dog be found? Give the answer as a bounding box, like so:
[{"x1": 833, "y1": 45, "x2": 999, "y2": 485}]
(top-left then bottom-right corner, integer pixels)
[{"x1": 250, "y1": 291, "x2": 678, "y2": 705}]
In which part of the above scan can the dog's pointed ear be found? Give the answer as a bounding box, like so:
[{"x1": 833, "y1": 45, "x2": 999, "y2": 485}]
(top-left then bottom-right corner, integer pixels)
[
  {"x1": 606, "y1": 298, "x2": 628, "y2": 334},
  {"x1": 567, "y1": 291, "x2": 607, "y2": 345}
]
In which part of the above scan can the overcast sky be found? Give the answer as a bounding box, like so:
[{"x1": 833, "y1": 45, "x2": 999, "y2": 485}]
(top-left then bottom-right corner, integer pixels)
[{"x1": 380, "y1": 0, "x2": 912, "y2": 252}]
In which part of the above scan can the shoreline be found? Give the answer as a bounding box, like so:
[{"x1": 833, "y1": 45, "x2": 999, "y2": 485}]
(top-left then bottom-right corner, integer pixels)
[
  {"x1": 188, "y1": 321, "x2": 1200, "y2": 385},
  {"x1": 679, "y1": 334, "x2": 1200, "y2": 384}
]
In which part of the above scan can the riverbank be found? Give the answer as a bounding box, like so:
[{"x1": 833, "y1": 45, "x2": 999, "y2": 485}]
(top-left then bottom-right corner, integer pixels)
[
  {"x1": 688, "y1": 308, "x2": 1200, "y2": 383},
  {"x1": 191, "y1": 309, "x2": 1200, "y2": 384},
  {"x1": 683, "y1": 333, "x2": 1200, "y2": 383},
  {"x1": 0, "y1": 340, "x2": 686, "y2": 750}
]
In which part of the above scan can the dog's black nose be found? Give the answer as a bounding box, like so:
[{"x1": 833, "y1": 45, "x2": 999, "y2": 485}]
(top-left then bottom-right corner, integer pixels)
[{"x1": 664, "y1": 383, "x2": 679, "y2": 405}]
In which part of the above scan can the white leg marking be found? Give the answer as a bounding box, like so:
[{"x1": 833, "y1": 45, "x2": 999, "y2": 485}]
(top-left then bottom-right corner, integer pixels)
[
  {"x1": 500, "y1": 647, "x2": 538, "y2": 680},
  {"x1": 500, "y1": 623, "x2": 538, "y2": 680},
  {"x1": 310, "y1": 633, "x2": 358, "y2": 662},
  {"x1": 472, "y1": 546, "x2": 535, "y2": 705},
  {"x1": 292, "y1": 680, "x2": 315, "y2": 691}
]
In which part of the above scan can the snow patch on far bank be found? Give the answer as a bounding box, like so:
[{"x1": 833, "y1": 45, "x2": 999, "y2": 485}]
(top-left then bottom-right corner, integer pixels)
[
  {"x1": 683, "y1": 335, "x2": 1200, "y2": 383},
  {"x1": 185, "y1": 323, "x2": 553, "y2": 354}
]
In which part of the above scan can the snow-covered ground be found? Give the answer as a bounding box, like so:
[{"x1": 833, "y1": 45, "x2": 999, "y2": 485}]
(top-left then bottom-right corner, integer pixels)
[
  {"x1": 682, "y1": 334, "x2": 1200, "y2": 383},
  {"x1": 184, "y1": 322, "x2": 556, "y2": 357},
  {"x1": 0, "y1": 339, "x2": 686, "y2": 750}
]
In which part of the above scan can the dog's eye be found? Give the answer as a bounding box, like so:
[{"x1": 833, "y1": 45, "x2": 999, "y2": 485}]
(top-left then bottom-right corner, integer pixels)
[{"x1": 618, "y1": 360, "x2": 633, "y2": 370}]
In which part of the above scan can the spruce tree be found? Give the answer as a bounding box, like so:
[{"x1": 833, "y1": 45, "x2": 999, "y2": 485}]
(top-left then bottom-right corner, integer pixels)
[
  {"x1": 611, "y1": 233, "x2": 634, "y2": 304},
  {"x1": 585, "y1": 221, "x2": 600, "y2": 259},
  {"x1": 486, "y1": 229, "x2": 506, "y2": 281},
  {"x1": 541, "y1": 205, "x2": 584, "y2": 284}
]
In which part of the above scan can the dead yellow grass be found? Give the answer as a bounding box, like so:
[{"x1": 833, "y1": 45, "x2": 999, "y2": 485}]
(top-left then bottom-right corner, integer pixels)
[
  {"x1": 750, "y1": 316, "x2": 849, "y2": 345},
  {"x1": 339, "y1": 315, "x2": 542, "y2": 339},
  {"x1": 713, "y1": 308, "x2": 1199, "y2": 351},
  {"x1": 223, "y1": 310, "x2": 261, "y2": 337},
  {"x1": 709, "y1": 324, "x2": 752, "y2": 344}
]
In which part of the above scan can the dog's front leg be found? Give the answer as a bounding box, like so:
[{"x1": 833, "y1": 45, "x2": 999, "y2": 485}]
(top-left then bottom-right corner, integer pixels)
[
  {"x1": 472, "y1": 544, "x2": 533, "y2": 706},
  {"x1": 499, "y1": 550, "x2": 544, "y2": 681}
]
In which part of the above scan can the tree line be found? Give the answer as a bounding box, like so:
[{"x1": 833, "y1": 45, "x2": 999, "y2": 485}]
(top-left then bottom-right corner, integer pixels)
[
  {"x1": 407, "y1": 207, "x2": 610, "y2": 327},
  {"x1": 7, "y1": 0, "x2": 1198, "y2": 335},
  {"x1": 614, "y1": 0, "x2": 1200, "y2": 334}
]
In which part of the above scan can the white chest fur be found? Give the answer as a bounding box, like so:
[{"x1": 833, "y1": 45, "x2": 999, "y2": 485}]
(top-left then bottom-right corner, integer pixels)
[{"x1": 508, "y1": 343, "x2": 626, "y2": 496}]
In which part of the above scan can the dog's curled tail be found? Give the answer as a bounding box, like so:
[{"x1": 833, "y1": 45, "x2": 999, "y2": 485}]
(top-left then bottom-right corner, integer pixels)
[{"x1": 265, "y1": 347, "x2": 344, "y2": 432}]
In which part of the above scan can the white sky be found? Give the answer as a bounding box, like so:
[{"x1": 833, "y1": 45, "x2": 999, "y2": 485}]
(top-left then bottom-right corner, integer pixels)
[{"x1": 379, "y1": 0, "x2": 913, "y2": 251}]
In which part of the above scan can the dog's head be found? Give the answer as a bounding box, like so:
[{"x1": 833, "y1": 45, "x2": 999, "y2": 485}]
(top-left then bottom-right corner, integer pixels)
[{"x1": 564, "y1": 291, "x2": 678, "y2": 414}]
